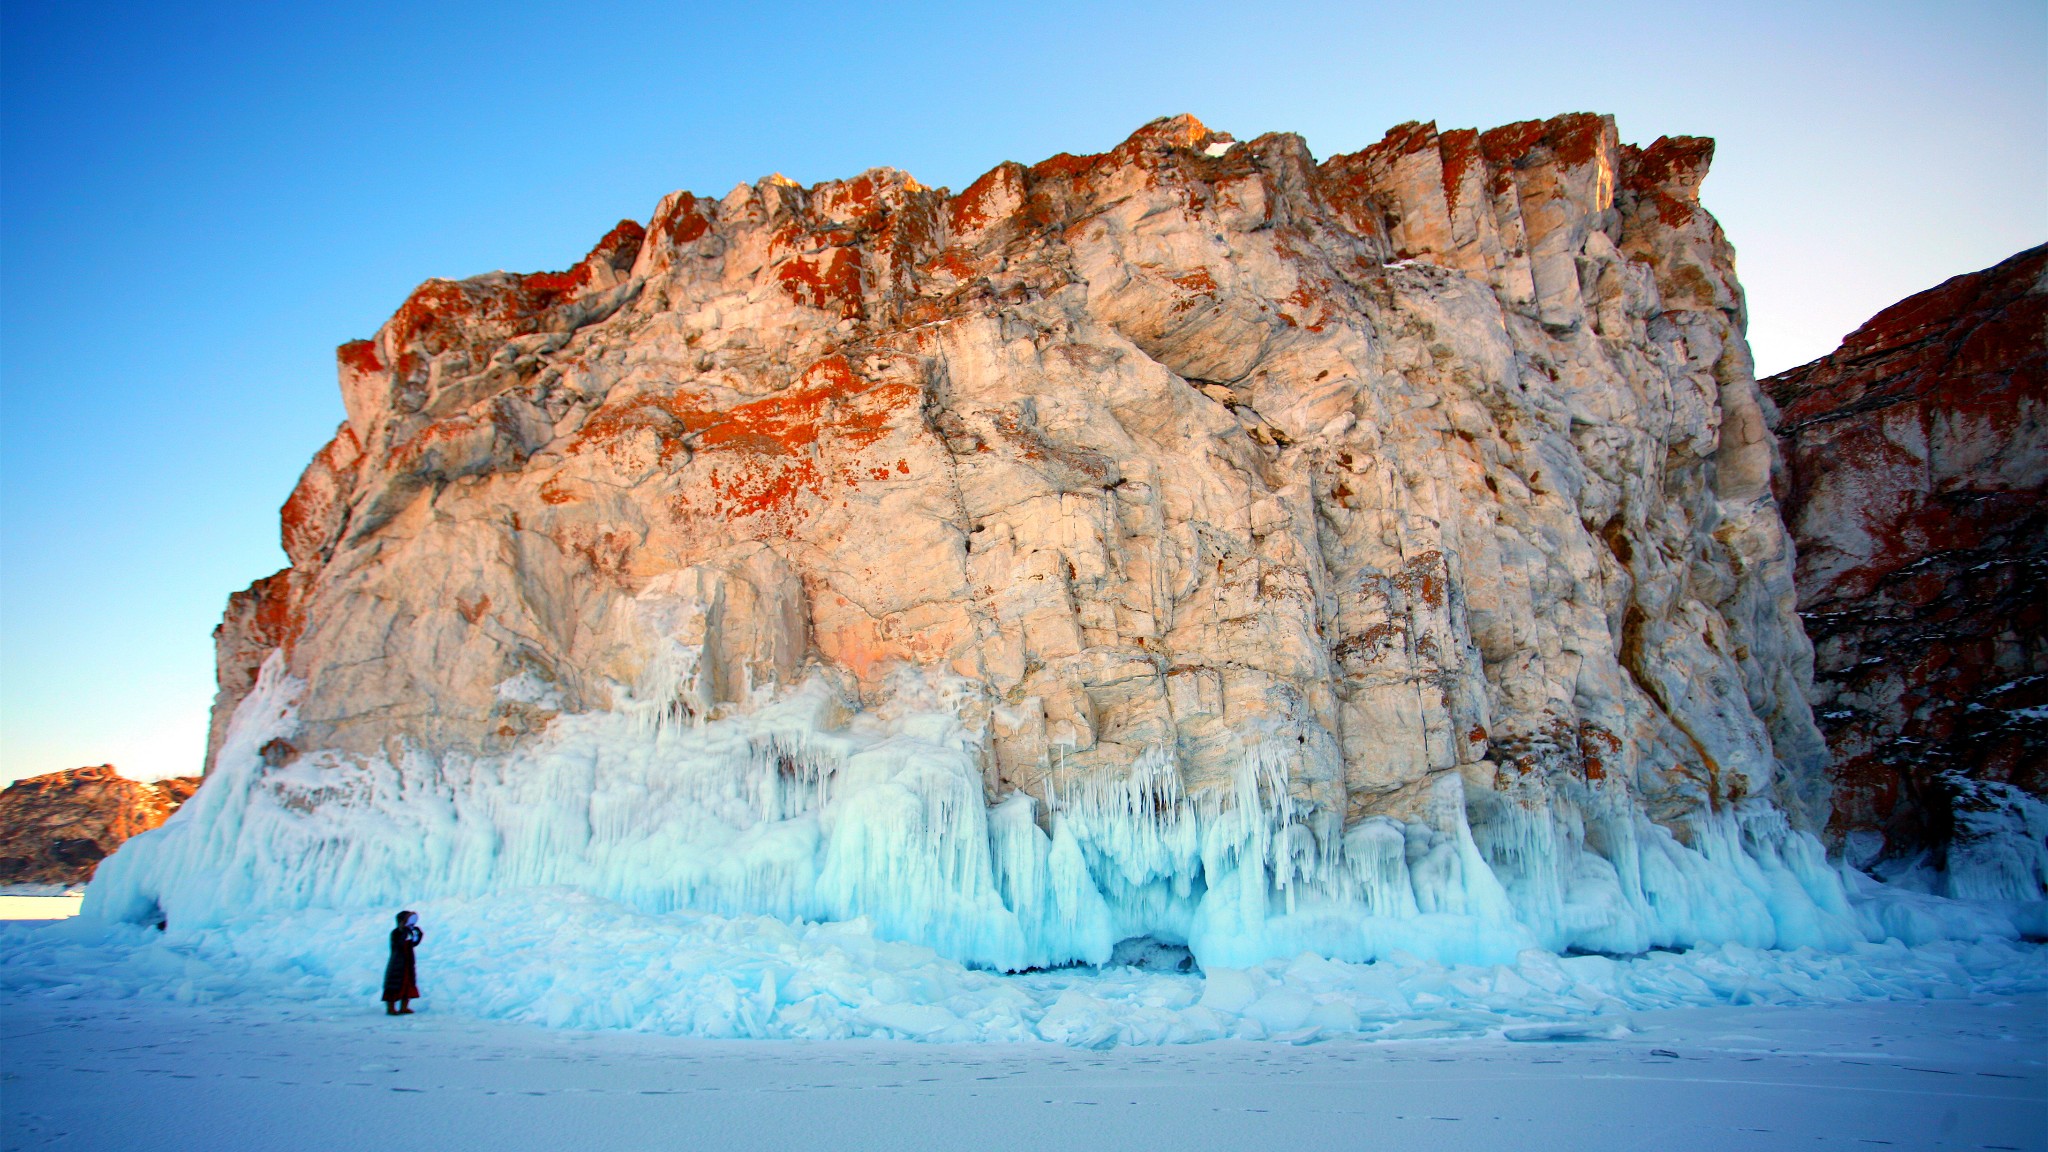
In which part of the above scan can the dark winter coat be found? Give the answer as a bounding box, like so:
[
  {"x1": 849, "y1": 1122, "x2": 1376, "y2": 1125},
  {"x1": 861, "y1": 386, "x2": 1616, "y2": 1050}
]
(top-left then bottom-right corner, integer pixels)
[{"x1": 382, "y1": 924, "x2": 422, "y2": 1001}]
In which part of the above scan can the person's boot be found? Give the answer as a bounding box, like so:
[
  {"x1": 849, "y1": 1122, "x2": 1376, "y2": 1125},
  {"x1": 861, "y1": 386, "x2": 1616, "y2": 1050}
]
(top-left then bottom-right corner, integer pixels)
[
  {"x1": 397, "y1": 1001, "x2": 414, "y2": 1015},
  {"x1": 385, "y1": 1003, "x2": 398, "y2": 1016}
]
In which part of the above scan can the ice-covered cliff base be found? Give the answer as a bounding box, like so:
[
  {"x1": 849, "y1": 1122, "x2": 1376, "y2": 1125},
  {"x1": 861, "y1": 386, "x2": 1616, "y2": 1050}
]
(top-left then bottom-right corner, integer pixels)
[
  {"x1": 86, "y1": 658, "x2": 2045, "y2": 990},
  {"x1": 8, "y1": 891, "x2": 2046, "y2": 1046}
]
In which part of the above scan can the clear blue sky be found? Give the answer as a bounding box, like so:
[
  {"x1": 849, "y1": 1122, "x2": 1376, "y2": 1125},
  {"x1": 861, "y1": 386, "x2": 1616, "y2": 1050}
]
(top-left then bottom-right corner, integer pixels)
[{"x1": 3, "y1": 0, "x2": 2042, "y2": 784}]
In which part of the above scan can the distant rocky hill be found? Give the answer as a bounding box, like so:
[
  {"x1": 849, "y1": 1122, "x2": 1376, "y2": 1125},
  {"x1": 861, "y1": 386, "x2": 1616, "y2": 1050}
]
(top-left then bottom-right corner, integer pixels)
[
  {"x1": 0, "y1": 767, "x2": 201, "y2": 887},
  {"x1": 1766, "y1": 244, "x2": 2046, "y2": 893}
]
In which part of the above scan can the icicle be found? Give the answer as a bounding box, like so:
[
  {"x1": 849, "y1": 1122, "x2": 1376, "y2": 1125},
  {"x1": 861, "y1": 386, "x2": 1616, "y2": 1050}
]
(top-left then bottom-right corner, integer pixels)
[{"x1": 84, "y1": 652, "x2": 2006, "y2": 976}]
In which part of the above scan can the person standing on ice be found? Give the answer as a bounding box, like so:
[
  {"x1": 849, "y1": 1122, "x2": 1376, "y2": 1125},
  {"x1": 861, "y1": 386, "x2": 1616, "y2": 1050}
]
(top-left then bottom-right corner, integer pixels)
[{"x1": 383, "y1": 911, "x2": 422, "y2": 1016}]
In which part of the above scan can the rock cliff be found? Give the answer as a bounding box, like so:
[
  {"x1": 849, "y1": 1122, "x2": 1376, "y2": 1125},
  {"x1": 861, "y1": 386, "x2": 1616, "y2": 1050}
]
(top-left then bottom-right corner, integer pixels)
[
  {"x1": 0, "y1": 767, "x2": 200, "y2": 888},
  {"x1": 99, "y1": 114, "x2": 1889, "y2": 967},
  {"x1": 1766, "y1": 244, "x2": 2046, "y2": 899}
]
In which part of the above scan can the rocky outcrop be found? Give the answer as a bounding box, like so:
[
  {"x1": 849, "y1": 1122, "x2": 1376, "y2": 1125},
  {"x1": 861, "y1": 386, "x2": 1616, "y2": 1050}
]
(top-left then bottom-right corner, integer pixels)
[
  {"x1": 1766, "y1": 244, "x2": 2046, "y2": 893},
  {"x1": 117, "y1": 112, "x2": 1872, "y2": 966},
  {"x1": 0, "y1": 767, "x2": 200, "y2": 887}
]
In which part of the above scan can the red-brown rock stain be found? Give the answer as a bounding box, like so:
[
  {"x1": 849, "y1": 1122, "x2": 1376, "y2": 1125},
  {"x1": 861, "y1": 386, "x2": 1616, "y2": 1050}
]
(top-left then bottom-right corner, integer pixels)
[
  {"x1": 664, "y1": 356, "x2": 921, "y2": 533},
  {"x1": 1620, "y1": 137, "x2": 1713, "y2": 227},
  {"x1": 1168, "y1": 268, "x2": 1219, "y2": 316},
  {"x1": 337, "y1": 339, "x2": 384, "y2": 375},
  {"x1": 1283, "y1": 283, "x2": 1328, "y2": 332},
  {"x1": 1577, "y1": 722, "x2": 1620, "y2": 781},
  {"x1": 924, "y1": 248, "x2": 981, "y2": 280},
  {"x1": 948, "y1": 164, "x2": 1022, "y2": 235},
  {"x1": 1437, "y1": 128, "x2": 1479, "y2": 213},
  {"x1": 814, "y1": 172, "x2": 879, "y2": 221},
  {"x1": 1478, "y1": 119, "x2": 1549, "y2": 171},
  {"x1": 651, "y1": 192, "x2": 713, "y2": 248},
  {"x1": 246, "y1": 570, "x2": 308, "y2": 661},
  {"x1": 1391, "y1": 550, "x2": 1447, "y2": 609},
  {"x1": 381, "y1": 221, "x2": 645, "y2": 382},
  {"x1": 1028, "y1": 152, "x2": 1110, "y2": 182},
  {"x1": 775, "y1": 248, "x2": 865, "y2": 319}
]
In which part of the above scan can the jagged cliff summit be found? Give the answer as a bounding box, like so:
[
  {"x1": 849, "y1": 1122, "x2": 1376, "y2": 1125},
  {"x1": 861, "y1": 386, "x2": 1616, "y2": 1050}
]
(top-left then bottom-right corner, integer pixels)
[{"x1": 93, "y1": 113, "x2": 1989, "y2": 970}]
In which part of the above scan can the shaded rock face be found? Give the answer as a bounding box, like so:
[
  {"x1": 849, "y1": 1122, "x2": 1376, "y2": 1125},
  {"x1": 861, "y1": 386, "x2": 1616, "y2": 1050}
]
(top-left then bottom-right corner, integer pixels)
[
  {"x1": 143, "y1": 112, "x2": 1860, "y2": 965},
  {"x1": 0, "y1": 767, "x2": 200, "y2": 887},
  {"x1": 1765, "y1": 244, "x2": 2047, "y2": 886}
]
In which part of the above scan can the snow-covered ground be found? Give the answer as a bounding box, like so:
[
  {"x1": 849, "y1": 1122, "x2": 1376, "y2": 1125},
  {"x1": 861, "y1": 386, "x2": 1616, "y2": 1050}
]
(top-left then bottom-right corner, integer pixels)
[
  {"x1": 9, "y1": 889, "x2": 2047, "y2": 1045},
  {"x1": 3, "y1": 964, "x2": 2042, "y2": 1151},
  {"x1": 4, "y1": 906, "x2": 2047, "y2": 1150}
]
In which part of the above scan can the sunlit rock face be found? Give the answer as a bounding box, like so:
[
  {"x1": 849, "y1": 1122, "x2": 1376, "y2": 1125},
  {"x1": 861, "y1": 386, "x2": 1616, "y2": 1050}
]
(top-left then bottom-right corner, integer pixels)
[
  {"x1": 1766, "y1": 244, "x2": 2047, "y2": 899},
  {"x1": 102, "y1": 114, "x2": 1870, "y2": 968},
  {"x1": 0, "y1": 767, "x2": 199, "y2": 887}
]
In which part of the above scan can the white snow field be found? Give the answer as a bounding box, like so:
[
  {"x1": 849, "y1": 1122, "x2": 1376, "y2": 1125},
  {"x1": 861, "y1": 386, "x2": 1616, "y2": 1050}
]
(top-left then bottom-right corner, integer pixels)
[
  {"x1": 7, "y1": 892, "x2": 2047, "y2": 1045},
  {"x1": 2, "y1": 931, "x2": 2043, "y2": 1152}
]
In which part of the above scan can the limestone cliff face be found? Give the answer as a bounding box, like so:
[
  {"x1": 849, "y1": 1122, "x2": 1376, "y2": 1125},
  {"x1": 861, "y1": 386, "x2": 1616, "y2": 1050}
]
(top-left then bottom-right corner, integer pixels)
[
  {"x1": 0, "y1": 767, "x2": 200, "y2": 887},
  {"x1": 151, "y1": 112, "x2": 1859, "y2": 959},
  {"x1": 1765, "y1": 245, "x2": 2046, "y2": 885},
  {"x1": 182, "y1": 113, "x2": 1839, "y2": 955}
]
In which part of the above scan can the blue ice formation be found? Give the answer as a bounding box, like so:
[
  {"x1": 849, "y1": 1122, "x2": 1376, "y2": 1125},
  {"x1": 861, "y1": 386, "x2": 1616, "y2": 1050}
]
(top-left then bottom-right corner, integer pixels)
[{"x1": 88, "y1": 653, "x2": 2032, "y2": 972}]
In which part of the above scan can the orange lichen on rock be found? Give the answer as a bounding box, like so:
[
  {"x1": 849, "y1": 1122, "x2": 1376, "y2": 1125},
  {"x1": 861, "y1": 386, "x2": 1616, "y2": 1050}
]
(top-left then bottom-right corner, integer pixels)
[
  {"x1": 1478, "y1": 118, "x2": 1551, "y2": 169},
  {"x1": 693, "y1": 357, "x2": 896, "y2": 455},
  {"x1": 657, "y1": 356, "x2": 923, "y2": 534},
  {"x1": 243, "y1": 569, "x2": 309, "y2": 660},
  {"x1": 337, "y1": 339, "x2": 384, "y2": 376},
  {"x1": 1577, "y1": 723, "x2": 1621, "y2": 781},
  {"x1": 1375, "y1": 120, "x2": 1440, "y2": 160},
  {"x1": 569, "y1": 390, "x2": 697, "y2": 465},
  {"x1": 924, "y1": 247, "x2": 982, "y2": 280},
  {"x1": 702, "y1": 455, "x2": 825, "y2": 522},
  {"x1": 775, "y1": 248, "x2": 865, "y2": 318},
  {"x1": 1437, "y1": 128, "x2": 1478, "y2": 213},
  {"x1": 948, "y1": 162, "x2": 1025, "y2": 236},
  {"x1": 555, "y1": 524, "x2": 637, "y2": 585},
  {"x1": 649, "y1": 192, "x2": 712, "y2": 248},
  {"x1": 1620, "y1": 136, "x2": 1714, "y2": 226},
  {"x1": 523, "y1": 219, "x2": 645, "y2": 296},
  {"x1": 379, "y1": 220, "x2": 644, "y2": 381}
]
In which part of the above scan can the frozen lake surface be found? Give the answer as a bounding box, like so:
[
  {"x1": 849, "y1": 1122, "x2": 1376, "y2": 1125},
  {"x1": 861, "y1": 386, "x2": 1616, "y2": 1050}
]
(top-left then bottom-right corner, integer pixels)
[{"x1": 4, "y1": 966, "x2": 2043, "y2": 1150}]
